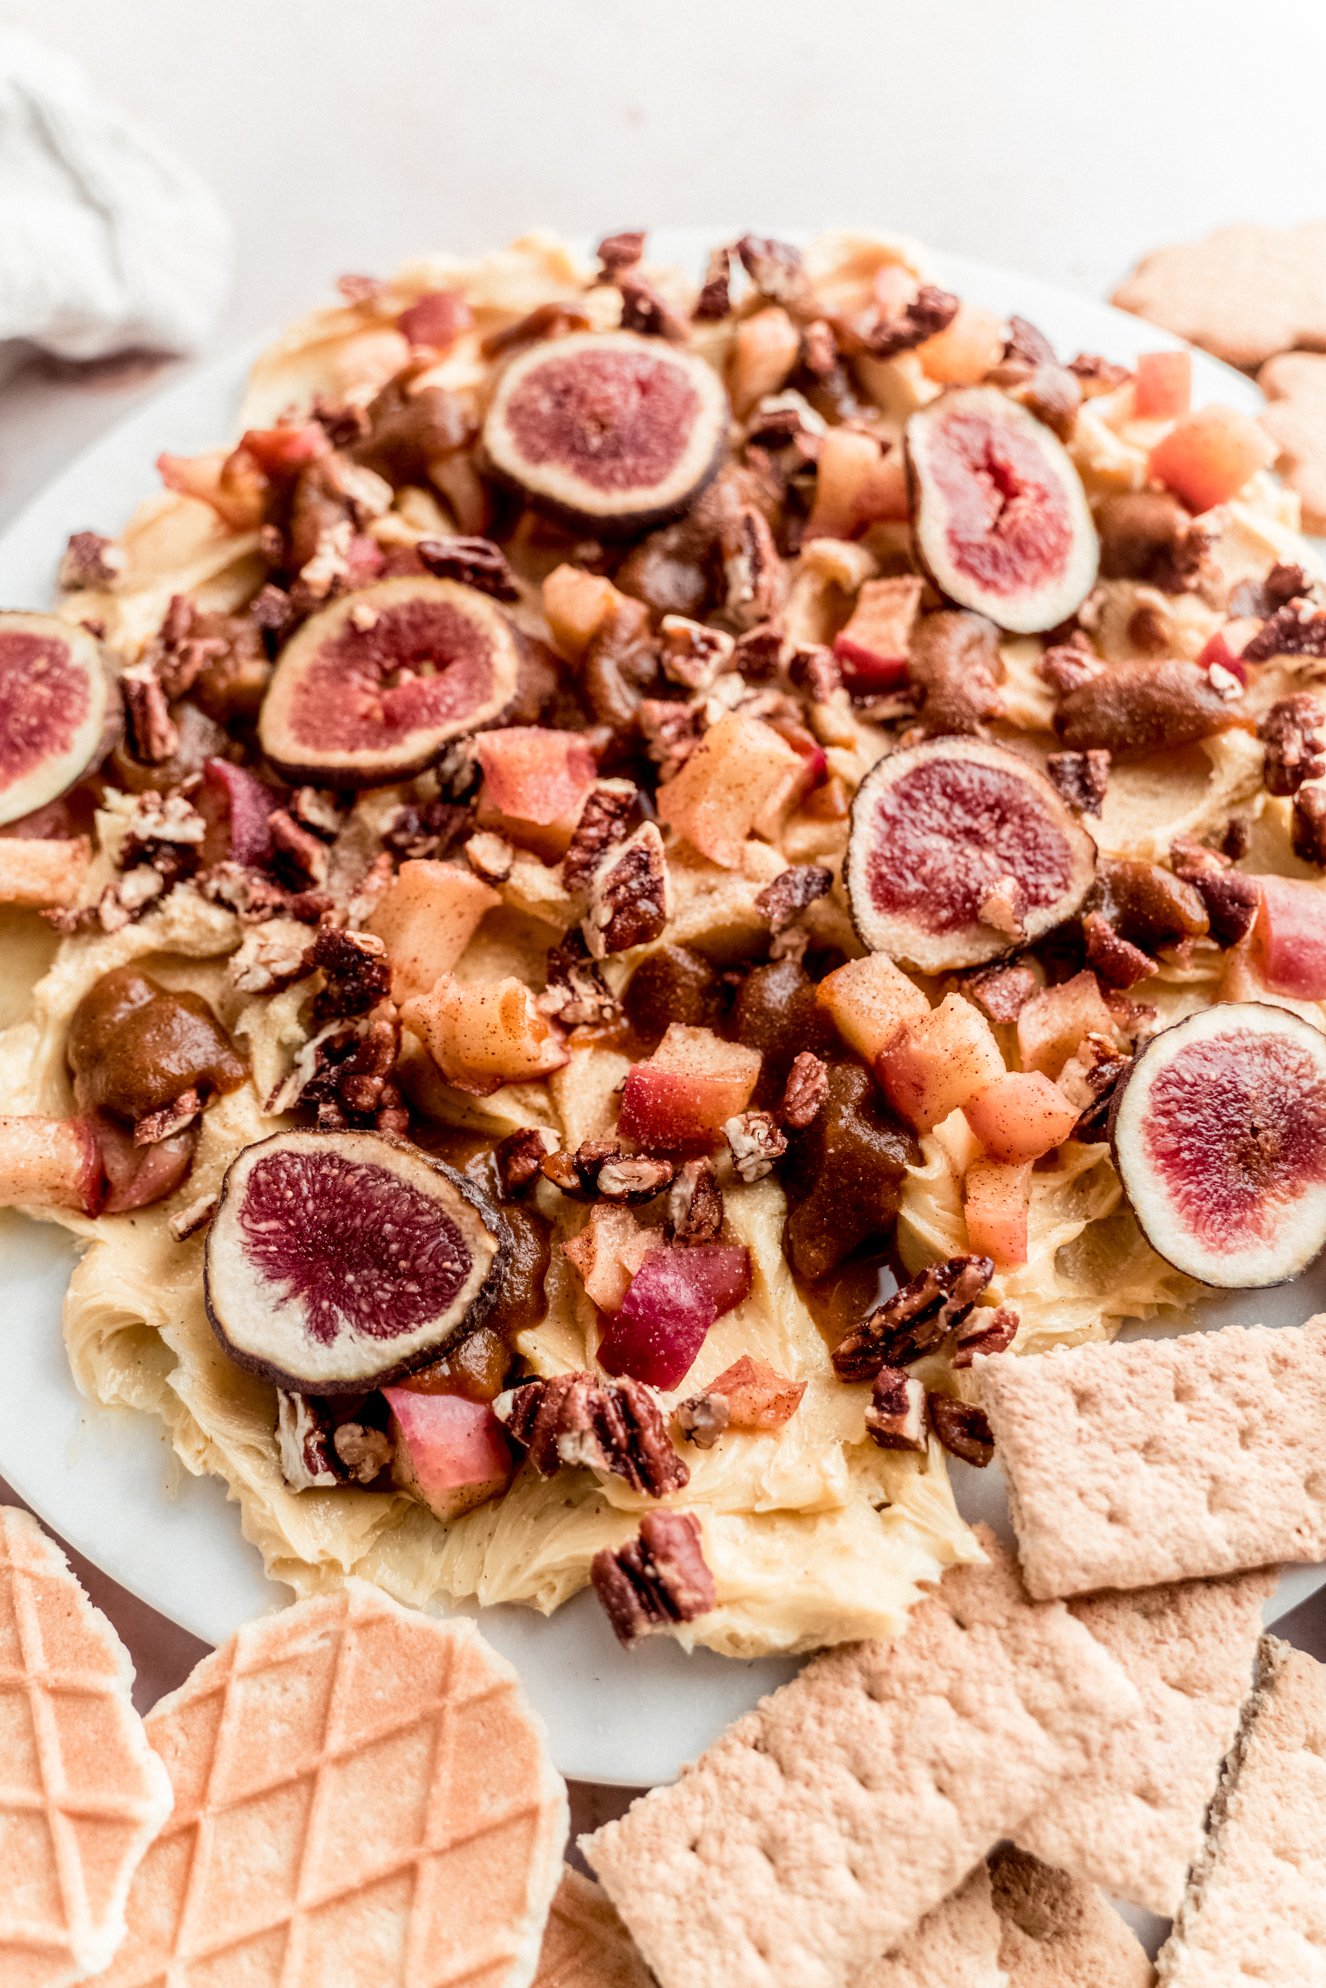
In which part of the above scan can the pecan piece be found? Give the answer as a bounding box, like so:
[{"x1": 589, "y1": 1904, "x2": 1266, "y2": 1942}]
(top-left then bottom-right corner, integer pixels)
[
  {"x1": 693, "y1": 244, "x2": 732, "y2": 321},
  {"x1": 169, "y1": 1190, "x2": 218, "y2": 1242},
  {"x1": 310, "y1": 924, "x2": 391, "y2": 1018},
  {"x1": 963, "y1": 962, "x2": 1040, "y2": 1026},
  {"x1": 865, "y1": 1368, "x2": 927, "y2": 1452},
  {"x1": 723, "y1": 1109, "x2": 787, "y2": 1183},
  {"x1": 677, "y1": 1355, "x2": 805, "y2": 1449},
  {"x1": 667, "y1": 1156, "x2": 724, "y2": 1244},
  {"x1": 1068, "y1": 352, "x2": 1131, "y2": 396},
  {"x1": 951, "y1": 1303, "x2": 1019, "y2": 1369},
  {"x1": 595, "y1": 1154, "x2": 679, "y2": 1204},
  {"x1": 1294, "y1": 777, "x2": 1326, "y2": 867},
  {"x1": 134, "y1": 1088, "x2": 202, "y2": 1147},
  {"x1": 416, "y1": 534, "x2": 519, "y2": 600},
  {"x1": 735, "y1": 234, "x2": 808, "y2": 308},
  {"x1": 859, "y1": 284, "x2": 959, "y2": 359},
  {"x1": 779, "y1": 1050, "x2": 829, "y2": 1130},
  {"x1": 596, "y1": 229, "x2": 646, "y2": 274},
  {"x1": 1260, "y1": 693, "x2": 1326, "y2": 795},
  {"x1": 927, "y1": 1394, "x2": 995, "y2": 1467},
  {"x1": 562, "y1": 781, "x2": 641, "y2": 893},
  {"x1": 674, "y1": 1393, "x2": 729, "y2": 1449},
  {"x1": 659, "y1": 615, "x2": 735, "y2": 691},
  {"x1": 1045, "y1": 748, "x2": 1111, "y2": 817},
  {"x1": 276, "y1": 1392, "x2": 340, "y2": 1491},
  {"x1": 332, "y1": 1422, "x2": 393, "y2": 1486},
  {"x1": 59, "y1": 530, "x2": 124, "y2": 590},
  {"x1": 268, "y1": 808, "x2": 330, "y2": 887},
  {"x1": 617, "y1": 272, "x2": 688, "y2": 341},
  {"x1": 1082, "y1": 911, "x2": 1157, "y2": 989},
  {"x1": 496, "y1": 1372, "x2": 688, "y2": 1500},
  {"x1": 582, "y1": 821, "x2": 671, "y2": 958},
  {"x1": 539, "y1": 929, "x2": 621, "y2": 1030},
  {"x1": 1070, "y1": 1050, "x2": 1132, "y2": 1143},
  {"x1": 591, "y1": 1509, "x2": 715, "y2": 1647},
  {"x1": 1242, "y1": 600, "x2": 1326, "y2": 662},
  {"x1": 754, "y1": 863, "x2": 832, "y2": 935},
  {"x1": 832, "y1": 1254, "x2": 994, "y2": 1380},
  {"x1": 120, "y1": 664, "x2": 179, "y2": 764},
  {"x1": 1168, "y1": 839, "x2": 1260, "y2": 946},
  {"x1": 494, "y1": 1126, "x2": 558, "y2": 1198},
  {"x1": 719, "y1": 504, "x2": 786, "y2": 631}
]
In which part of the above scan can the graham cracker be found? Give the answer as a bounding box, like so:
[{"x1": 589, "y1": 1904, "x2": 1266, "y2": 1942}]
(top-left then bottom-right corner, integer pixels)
[
  {"x1": 1157, "y1": 1636, "x2": 1326, "y2": 1987},
  {"x1": 1112, "y1": 221, "x2": 1326, "y2": 371},
  {"x1": 863, "y1": 1866, "x2": 1005, "y2": 1988},
  {"x1": 581, "y1": 1533, "x2": 1140, "y2": 1988},
  {"x1": 90, "y1": 1581, "x2": 567, "y2": 1987},
  {"x1": 976, "y1": 1318, "x2": 1326, "y2": 1598},
  {"x1": 533, "y1": 1870, "x2": 654, "y2": 1988},
  {"x1": 989, "y1": 1847, "x2": 1152, "y2": 1987},
  {"x1": 1259, "y1": 350, "x2": 1326, "y2": 532},
  {"x1": 1016, "y1": 1567, "x2": 1275, "y2": 1916},
  {"x1": 0, "y1": 1507, "x2": 173, "y2": 1988}
]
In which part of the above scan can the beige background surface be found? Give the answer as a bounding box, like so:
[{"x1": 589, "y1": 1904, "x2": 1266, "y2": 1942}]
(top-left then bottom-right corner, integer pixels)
[{"x1": 0, "y1": 0, "x2": 1321, "y2": 1839}]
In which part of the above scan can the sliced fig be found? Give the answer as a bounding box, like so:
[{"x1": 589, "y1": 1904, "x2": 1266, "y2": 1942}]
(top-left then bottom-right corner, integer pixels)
[
  {"x1": 845, "y1": 736, "x2": 1097, "y2": 973},
  {"x1": 906, "y1": 386, "x2": 1099, "y2": 634},
  {"x1": 1111, "y1": 1002, "x2": 1326, "y2": 1287},
  {"x1": 482, "y1": 329, "x2": 729, "y2": 534},
  {"x1": 205, "y1": 1129, "x2": 510, "y2": 1391},
  {"x1": 258, "y1": 576, "x2": 521, "y2": 786},
  {"x1": 0, "y1": 614, "x2": 115, "y2": 827}
]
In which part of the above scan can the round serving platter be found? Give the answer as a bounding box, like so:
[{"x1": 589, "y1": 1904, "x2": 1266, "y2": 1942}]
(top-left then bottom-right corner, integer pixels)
[{"x1": 0, "y1": 231, "x2": 1320, "y2": 1791}]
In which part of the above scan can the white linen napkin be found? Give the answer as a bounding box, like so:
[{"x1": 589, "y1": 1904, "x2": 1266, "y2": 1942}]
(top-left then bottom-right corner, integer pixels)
[{"x1": 0, "y1": 28, "x2": 231, "y2": 373}]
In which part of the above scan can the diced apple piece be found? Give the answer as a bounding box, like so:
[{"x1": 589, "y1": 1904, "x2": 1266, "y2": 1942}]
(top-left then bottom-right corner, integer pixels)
[
  {"x1": 0, "y1": 1114, "x2": 104, "y2": 1213},
  {"x1": 0, "y1": 837, "x2": 90, "y2": 909},
  {"x1": 383, "y1": 1387, "x2": 513, "y2": 1520},
  {"x1": 402, "y1": 973, "x2": 567, "y2": 1094},
  {"x1": 816, "y1": 952, "x2": 930, "y2": 1063},
  {"x1": 1148, "y1": 405, "x2": 1276, "y2": 514},
  {"x1": 964, "y1": 1158, "x2": 1032, "y2": 1267},
  {"x1": 1252, "y1": 874, "x2": 1326, "y2": 998},
  {"x1": 474, "y1": 727, "x2": 599, "y2": 858},
  {"x1": 729, "y1": 306, "x2": 801, "y2": 418},
  {"x1": 542, "y1": 565, "x2": 641, "y2": 663},
  {"x1": 877, "y1": 994, "x2": 1005, "y2": 1132},
  {"x1": 916, "y1": 303, "x2": 1006, "y2": 385},
  {"x1": 1016, "y1": 970, "x2": 1117, "y2": 1077},
  {"x1": 804, "y1": 426, "x2": 909, "y2": 540},
  {"x1": 1134, "y1": 350, "x2": 1192, "y2": 421},
  {"x1": 963, "y1": 1071, "x2": 1079, "y2": 1162},
  {"x1": 707, "y1": 1354, "x2": 806, "y2": 1431},
  {"x1": 367, "y1": 859, "x2": 500, "y2": 1000},
  {"x1": 197, "y1": 758, "x2": 277, "y2": 867},
  {"x1": 93, "y1": 1113, "x2": 195, "y2": 1214},
  {"x1": 832, "y1": 576, "x2": 924, "y2": 692},
  {"x1": 617, "y1": 1025, "x2": 762, "y2": 1152},
  {"x1": 563, "y1": 1204, "x2": 654, "y2": 1314},
  {"x1": 597, "y1": 1243, "x2": 753, "y2": 1391},
  {"x1": 656, "y1": 713, "x2": 804, "y2": 869}
]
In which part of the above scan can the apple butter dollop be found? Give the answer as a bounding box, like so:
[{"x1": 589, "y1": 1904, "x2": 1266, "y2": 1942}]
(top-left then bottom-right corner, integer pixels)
[{"x1": 67, "y1": 966, "x2": 245, "y2": 1124}]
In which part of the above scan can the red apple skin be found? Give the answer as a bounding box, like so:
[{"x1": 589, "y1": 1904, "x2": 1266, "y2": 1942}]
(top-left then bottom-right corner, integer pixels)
[
  {"x1": 597, "y1": 1244, "x2": 752, "y2": 1392},
  {"x1": 1134, "y1": 351, "x2": 1192, "y2": 421},
  {"x1": 1253, "y1": 875, "x2": 1326, "y2": 998},
  {"x1": 964, "y1": 1159, "x2": 1032, "y2": 1267},
  {"x1": 617, "y1": 1030, "x2": 761, "y2": 1152},
  {"x1": 383, "y1": 1387, "x2": 513, "y2": 1520},
  {"x1": 197, "y1": 758, "x2": 277, "y2": 868},
  {"x1": 963, "y1": 1072, "x2": 1080, "y2": 1163},
  {"x1": 474, "y1": 727, "x2": 598, "y2": 855},
  {"x1": 238, "y1": 423, "x2": 330, "y2": 475}
]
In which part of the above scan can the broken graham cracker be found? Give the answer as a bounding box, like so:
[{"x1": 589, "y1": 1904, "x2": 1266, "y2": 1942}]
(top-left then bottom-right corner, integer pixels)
[
  {"x1": 1158, "y1": 1636, "x2": 1326, "y2": 1987},
  {"x1": 976, "y1": 1317, "x2": 1326, "y2": 1599},
  {"x1": 91, "y1": 1581, "x2": 567, "y2": 1988},
  {"x1": 1015, "y1": 1566, "x2": 1275, "y2": 1917},
  {"x1": 989, "y1": 1846, "x2": 1151, "y2": 1988},
  {"x1": 0, "y1": 1507, "x2": 173, "y2": 1987},
  {"x1": 1259, "y1": 350, "x2": 1326, "y2": 533},
  {"x1": 1112, "y1": 220, "x2": 1326, "y2": 371},
  {"x1": 862, "y1": 1866, "x2": 1004, "y2": 1988},
  {"x1": 533, "y1": 1869, "x2": 654, "y2": 1988},
  {"x1": 581, "y1": 1533, "x2": 1140, "y2": 1988}
]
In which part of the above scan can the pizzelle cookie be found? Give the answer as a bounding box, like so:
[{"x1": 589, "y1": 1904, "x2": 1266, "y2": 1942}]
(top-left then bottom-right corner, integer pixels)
[
  {"x1": 89, "y1": 1582, "x2": 567, "y2": 1987},
  {"x1": 582, "y1": 1535, "x2": 1140, "y2": 1988},
  {"x1": 1258, "y1": 350, "x2": 1326, "y2": 531},
  {"x1": 1015, "y1": 1567, "x2": 1275, "y2": 1916},
  {"x1": 988, "y1": 1847, "x2": 1151, "y2": 1988},
  {"x1": 977, "y1": 1317, "x2": 1326, "y2": 1598},
  {"x1": 1158, "y1": 1637, "x2": 1326, "y2": 1986},
  {"x1": 1112, "y1": 221, "x2": 1326, "y2": 370},
  {"x1": 0, "y1": 1506, "x2": 173, "y2": 1988}
]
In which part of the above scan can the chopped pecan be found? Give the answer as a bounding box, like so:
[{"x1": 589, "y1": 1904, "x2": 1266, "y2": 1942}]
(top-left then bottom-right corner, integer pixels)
[
  {"x1": 693, "y1": 244, "x2": 732, "y2": 321},
  {"x1": 539, "y1": 930, "x2": 621, "y2": 1030},
  {"x1": 416, "y1": 534, "x2": 519, "y2": 600},
  {"x1": 562, "y1": 781, "x2": 641, "y2": 893},
  {"x1": 591, "y1": 1509, "x2": 715, "y2": 1646},
  {"x1": 617, "y1": 271, "x2": 688, "y2": 341},
  {"x1": 1067, "y1": 352, "x2": 1131, "y2": 396},
  {"x1": 832, "y1": 1255, "x2": 995, "y2": 1381},
  {"x1": 1229, "y1": 561, "x2": 1311, "y2": 619},
  {"x1": 1045, "y1": 748, "x2": 1111, "y2": 816},
  {"x1": 724, "y1": 1109, "x2": 787, "y2": 1183},
  {"x1": 963, "y1": 961, "x2": 1040, "y2": 1026},
  {"x1": 383, "y1": 798, "x2": 473, "y2": 861},
  {"x1": 1242, "y1": 600, "x2": 1326, "y2": 662},
  {"x1": 120, "y1": 664, "x2": 179, "y2": 764},
  {"x1": 1070, "y1": 1053, "x2": 1131, "y2": 1142},
  {"x1": 675, "y1": 1393, "x2": 729, "y2": 1449},
  {"x1": 1003, "y1": 316, "x2": 1058, "y2": 370},
  {"x1": 276, "y1": 1392, "x2": 340, "y2": 1491},
  {"x1": 927, "y1": 1394, "x2": 994, "y2": 1467},
  {"x1": 677, "y1": 1355, "x2": 804, "y2": 1448},
  {"x1": 1082, "y1": 911, "x2": 1156, "y2": 989},
  {"x1": 909, "y1": 611, "x2": 1001, "y2": 735},
  {"x1": 480, "y1": 301, "x2": 592, "y2": 359},
  {"x1": 979, "y1": 874, "x2": 1027, "y2": 942},
  {"x1": 596, "y1": 1153, "x2": 679, "y2": 1204},
  {"x1": 865, "y1": 1368, "x2": 927, "y2": 1452},
  {"x1": 332, "y1": 1422, "x2": 393, "y2": 1486},
  {"x1": 667, "y1": 1156, "x2": 724, "y2": 1244},
  {"x1": 1096, "y1": 491, "x2": 1209, "y2": 593},
  {"x1": 597, "y1": 229, "x2": 646, "y2": 274},
  {"x1": 1294, "y1": 777, "x2": 1326, "y2": 867},
  {"x1": 310, "y1": 924, "x2": 391, "y2": 1018},
  {"x1": 779, "y1": 1050, "x2": 829, "y2": 1131},
  {"x1": 583, "y1": 821, "x2": 671, "y2": 958},
  {"x1": 787, "y1": 642, "x2": 842, "y2": 703},
  {"x1": 638, "y1": 698, "x2": 703, "y2": 781},
  {"x1": 1014, "y1": 364, "x2": 1082, "y2": 442},
  {"x1": 951, "y1": 1303, "x2": 1019, "y2": 1369},
  {"x1": 464, "y1": 830, "x2": 517, "y2": 886},
  {"x1": 659, "y1": 615, "x2": 735, "y2": 691},
  {"x1": 1168, "y1": 840, "x2": 1260, "y2": 946},
  {"x1": 269, "y1": 808, "x2": 330, "y2": 887},
  {"x1": 168, "y1": 1190, "x2": 218, "y2": 1242},
  {"x1": 1259, "y1": 693, "x2": 1326, "y2": 795},
  {"x1": 731, "y1": 622, "x2": 785, "y2": 678},
  {"x1": 735, "y1": 234, "x2": 808, "y2": 308},
  {"x1": 134, "y1": 1088, "x2": 202, "y2": 1148},
  {"x1": 719, "y1": 504, "x2": 786, "y2": 632},
  {"x1": 289, "y1": 787, "x2": 344, "y2": 840},
  {"x1": 59, "y1": 530, "x2": 124, "y2": 590},
  {"x1": 858, "y1": 284, "x2": 959, "y2": 360},
  {"x1": 495, "y1": 1372, "x2": 688, "y2": 1498},
  {"x1": 754, "y1": 863, "x2": 832, "y2": 936},
  {"x1": 494, "y1": 1126, "x2": 558, "y2": 1198}
]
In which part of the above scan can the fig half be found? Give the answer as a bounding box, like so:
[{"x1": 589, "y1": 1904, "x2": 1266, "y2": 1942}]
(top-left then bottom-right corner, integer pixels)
[
  {"x1": 845, "y1": 736, "x2": 1097, "y2": 973},
  {"x1": 205, "y1": 1129, "x2": 510, "y2": 1391},
  {"x1": 906, "y1": 386, "x2": 1099, "y2": 634},
  {"x1": 1112, "y1": 1002, "x2": 1326, "y2": 1287},
  {"x1": 482, "y1": 329, "x2": 729, "y2": 534},
  {"x1": 0, "y1": 613, "x2": 115, "y2": 826},
  {"x1": 258, "y1": 576, "x2": 521, "y2": 786}
]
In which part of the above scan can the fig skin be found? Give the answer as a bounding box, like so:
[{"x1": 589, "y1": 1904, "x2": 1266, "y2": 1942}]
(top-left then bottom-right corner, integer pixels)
[
  {"x1": 1110, "y1": 1001, "x2": 1326, "y2": 1289},
  {"x1": 257, "y1": 576, "x2": 522, "y2": 787},
  {"x1": 845, "y1": 735, "x2": 1097, "y2": 974},
  {"x1": 482, "y1": 329, "x2": 730, "y2": 536},
  {"x1": 0, "y1": 614, "x2": 118, "y2": 827},
  {"x1": 906, "y1": 386, "x2": 1099, "y2": 635},
  {"x1": 204, "y1": 1129, "x2": 512, "y2": 1393}
]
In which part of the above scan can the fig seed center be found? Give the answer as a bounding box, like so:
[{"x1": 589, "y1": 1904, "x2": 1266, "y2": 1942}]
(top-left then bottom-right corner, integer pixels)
[
  {"x1": 0, "y1": 630, "x2": 90, "y2": 788},
  {"x1": 928, "y1": 406, "x2": 1071, "y2": 596},
  {"x1": 284, "y1": 599, "x2": 496, "y2": 754},
  {"x1": 502, "y1": 346, "x2": 699, "y2": 493}
]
